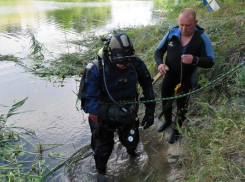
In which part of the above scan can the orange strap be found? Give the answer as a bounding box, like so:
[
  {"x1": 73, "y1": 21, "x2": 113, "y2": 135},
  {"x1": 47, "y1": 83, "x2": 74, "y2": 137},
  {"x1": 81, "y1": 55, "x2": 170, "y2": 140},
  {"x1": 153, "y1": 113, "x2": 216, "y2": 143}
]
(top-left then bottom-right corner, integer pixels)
[
  {"x1": 174, "y1": 83, "x2": 181, "y2": 96},
  {"x1": 89, "y1": 113, "x2": 98, "y2": 124}
]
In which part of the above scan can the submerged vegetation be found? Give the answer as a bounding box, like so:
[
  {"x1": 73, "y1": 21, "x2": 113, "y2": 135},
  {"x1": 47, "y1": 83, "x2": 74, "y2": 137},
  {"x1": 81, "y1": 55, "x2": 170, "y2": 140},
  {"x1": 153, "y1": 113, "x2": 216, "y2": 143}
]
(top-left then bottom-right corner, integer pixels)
[
  {"x1": 1, "y1": 0, "x2": 245, "y2": 181},
  {"x1": 0, "y1": 98, "x2": 73, "y2": 181},
  {"x1": 24, "y1": 31, "x2": 104, "y2": 79},
  {"x1": 0, "y1": 98, "x2": 45, "y2": 181}
]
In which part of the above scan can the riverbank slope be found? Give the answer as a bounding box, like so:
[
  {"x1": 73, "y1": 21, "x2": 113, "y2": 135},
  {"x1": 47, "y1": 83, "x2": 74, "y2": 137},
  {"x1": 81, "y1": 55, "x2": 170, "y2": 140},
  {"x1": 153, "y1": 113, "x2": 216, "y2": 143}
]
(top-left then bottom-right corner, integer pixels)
[{"x1": 146, "y1": 1, "x2": 245, "y2": 181}]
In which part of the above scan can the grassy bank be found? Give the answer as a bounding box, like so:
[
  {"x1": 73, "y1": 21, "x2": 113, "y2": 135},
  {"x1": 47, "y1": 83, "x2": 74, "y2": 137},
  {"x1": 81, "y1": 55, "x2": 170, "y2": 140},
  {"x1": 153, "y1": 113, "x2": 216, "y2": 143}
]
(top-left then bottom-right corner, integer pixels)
[{"x1": 146, "y1": 0, "x2": 245, "y2": 181}]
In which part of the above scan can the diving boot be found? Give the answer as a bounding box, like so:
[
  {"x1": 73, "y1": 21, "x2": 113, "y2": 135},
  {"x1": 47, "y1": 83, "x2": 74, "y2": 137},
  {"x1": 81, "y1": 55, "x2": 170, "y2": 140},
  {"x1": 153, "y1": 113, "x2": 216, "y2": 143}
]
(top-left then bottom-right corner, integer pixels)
[
  {"x1": 157, "y1": 120, "x2": 172, "y2": 132},
  {"x1": 97, "y1": 172, "x2": 108, "y2": 182},
  {"x1": 168, "y1": 128, "x2": 179, "y2": 144}
]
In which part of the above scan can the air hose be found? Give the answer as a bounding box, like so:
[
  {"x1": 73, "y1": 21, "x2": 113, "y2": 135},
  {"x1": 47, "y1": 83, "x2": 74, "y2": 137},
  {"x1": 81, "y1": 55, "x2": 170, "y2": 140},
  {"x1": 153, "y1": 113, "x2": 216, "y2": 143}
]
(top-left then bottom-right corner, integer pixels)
[{"x1": 100, "y1": 37, "x2": 138, "y2": 120}]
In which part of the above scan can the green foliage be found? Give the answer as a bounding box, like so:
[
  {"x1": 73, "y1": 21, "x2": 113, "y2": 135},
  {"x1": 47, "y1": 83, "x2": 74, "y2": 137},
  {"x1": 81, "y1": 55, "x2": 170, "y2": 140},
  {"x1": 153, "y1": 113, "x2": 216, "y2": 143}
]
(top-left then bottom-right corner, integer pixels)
[
  {"x1": 232, "y1": 69, "x2": 245, "y2": 91},
  {"x1": 0, "y1": 54, "x2": 18, "y2": 62},
  {"x1": 182, "y1": 101, "x2": 245, "y2": 181},
  {"x1": 0, "y1": 98, "x2": 65, "y2": 181},
  {"x1": 27, "y1": 30, "x2": 44, "y2": 59},
  {"x1": 0, "y1": 99, "x2": 40, "y2": 181},
  {"x1": 152, "y1": 0, "x2": 203, "y2": 19},
  {"x1": 142, "y1": 171, "x2": 153, "y2": 182},
  {"x1": 6, "y1": 97, "x2": 29, "y2": 118}
]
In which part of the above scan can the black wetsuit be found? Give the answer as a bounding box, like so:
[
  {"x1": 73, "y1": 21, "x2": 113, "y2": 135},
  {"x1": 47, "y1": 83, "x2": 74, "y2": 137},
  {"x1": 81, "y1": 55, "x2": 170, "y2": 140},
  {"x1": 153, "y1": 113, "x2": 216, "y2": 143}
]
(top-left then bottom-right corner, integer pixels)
[{"x1": 154, "y1": 25, "x2": 215, "y2": 126}]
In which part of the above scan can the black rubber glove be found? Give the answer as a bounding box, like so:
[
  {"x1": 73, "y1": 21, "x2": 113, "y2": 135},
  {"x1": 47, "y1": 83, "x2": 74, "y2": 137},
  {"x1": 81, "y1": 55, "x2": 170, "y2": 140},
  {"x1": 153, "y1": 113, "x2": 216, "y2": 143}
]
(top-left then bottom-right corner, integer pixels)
[
  {"x1": 98, "y1": 104, "x2": 137, "y2": 123},
  {"x1": 107, "y1": 107, "x2": 137, "y2": 123},
  {"x1": 141, "y1": 108, "x2": 154, "y2": 130}
]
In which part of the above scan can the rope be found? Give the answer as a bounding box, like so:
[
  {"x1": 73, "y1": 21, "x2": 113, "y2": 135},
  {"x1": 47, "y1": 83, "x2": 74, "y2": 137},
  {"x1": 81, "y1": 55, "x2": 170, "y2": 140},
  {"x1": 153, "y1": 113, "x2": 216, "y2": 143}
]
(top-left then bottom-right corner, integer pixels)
[{"x1": 100, "y1": 60, "x2": 245, "y2": 105}]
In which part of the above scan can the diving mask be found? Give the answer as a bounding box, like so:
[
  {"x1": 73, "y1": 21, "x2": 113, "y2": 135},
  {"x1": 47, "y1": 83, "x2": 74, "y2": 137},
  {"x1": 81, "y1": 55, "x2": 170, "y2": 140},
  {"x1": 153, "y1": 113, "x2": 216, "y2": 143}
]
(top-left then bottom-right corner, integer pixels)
[{"x1": 114, "y1": 55, "x2": 136, "y2": 66}]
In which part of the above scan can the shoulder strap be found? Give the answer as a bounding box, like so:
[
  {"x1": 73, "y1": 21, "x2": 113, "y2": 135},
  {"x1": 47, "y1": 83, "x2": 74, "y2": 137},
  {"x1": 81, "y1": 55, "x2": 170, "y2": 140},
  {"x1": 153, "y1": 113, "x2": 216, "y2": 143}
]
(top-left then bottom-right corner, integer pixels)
[
  {"x1": 92, "y1": 59, "x2": 99, "y2": 69},
  {"x1": 131, "y1": 62, "x2": 139, "y2": 80},
  {"x1": 132, "y1": 59, "x2": 142, "y2": 77},
  {"x1": 92, "y1": 58, "x2": 103, "y2": 77}
]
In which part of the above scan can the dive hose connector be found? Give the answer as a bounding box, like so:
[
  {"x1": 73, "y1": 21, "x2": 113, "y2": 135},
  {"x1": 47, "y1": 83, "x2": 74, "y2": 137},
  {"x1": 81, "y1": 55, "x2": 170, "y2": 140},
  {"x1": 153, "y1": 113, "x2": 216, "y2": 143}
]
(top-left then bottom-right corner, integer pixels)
[
  {"x1": 121, "y1": 107, "x2": 128, "y2": 113},
  {"x1": 121, "y1": 107, "x2": 138, "y2": 121},
  {"x1": 101, "y1": 36, "x2": 112, "y2": 46}
]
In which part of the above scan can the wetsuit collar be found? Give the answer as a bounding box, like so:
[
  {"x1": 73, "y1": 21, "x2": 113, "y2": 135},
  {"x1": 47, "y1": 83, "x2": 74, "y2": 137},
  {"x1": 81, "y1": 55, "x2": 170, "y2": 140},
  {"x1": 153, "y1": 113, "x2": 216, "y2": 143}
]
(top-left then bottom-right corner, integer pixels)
[{"x1": 168, "y1": 25, "x2": 204, "y2": 40}]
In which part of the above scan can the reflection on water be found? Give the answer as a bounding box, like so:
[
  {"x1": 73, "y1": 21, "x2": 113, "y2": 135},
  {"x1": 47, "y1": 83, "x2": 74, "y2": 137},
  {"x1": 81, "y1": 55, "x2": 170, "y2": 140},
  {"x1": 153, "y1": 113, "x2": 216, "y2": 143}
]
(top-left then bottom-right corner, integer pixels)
[
  {"x1": 46, "y1": 6, "x2": 111, "y2": 33},
  {"x1": 0, "y1": 0, "x2": 159, "y2": 59}
]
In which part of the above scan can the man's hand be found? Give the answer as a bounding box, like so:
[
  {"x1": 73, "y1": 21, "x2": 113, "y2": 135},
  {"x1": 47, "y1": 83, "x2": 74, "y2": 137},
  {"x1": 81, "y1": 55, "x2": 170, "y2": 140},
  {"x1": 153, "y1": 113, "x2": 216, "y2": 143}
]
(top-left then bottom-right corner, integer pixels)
[
  {"x1": 181, "y1": 54, "x2": 193, "y2": 64},
  {"x1": 157, "y1": 64, "x2": 169, "y2": 76}
]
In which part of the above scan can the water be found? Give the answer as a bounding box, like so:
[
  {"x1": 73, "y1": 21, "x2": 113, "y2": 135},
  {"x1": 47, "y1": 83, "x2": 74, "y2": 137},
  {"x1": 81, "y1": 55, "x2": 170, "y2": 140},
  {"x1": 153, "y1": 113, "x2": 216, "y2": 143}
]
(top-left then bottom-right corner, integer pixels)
[
  {"x1": 0, "y1": 0, "x2": 171, "y2": 181},
  {"x1": 0, "y1": 0, "x2": 160, "y2": 59}
]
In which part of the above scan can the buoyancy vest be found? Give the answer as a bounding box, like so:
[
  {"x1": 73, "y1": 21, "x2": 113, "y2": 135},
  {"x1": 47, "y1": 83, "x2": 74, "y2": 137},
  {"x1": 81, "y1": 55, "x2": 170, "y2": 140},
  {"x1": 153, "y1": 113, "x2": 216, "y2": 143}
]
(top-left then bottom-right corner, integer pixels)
[{"x1": 78, "y1": 53, "x2": 143, "y2": 109}]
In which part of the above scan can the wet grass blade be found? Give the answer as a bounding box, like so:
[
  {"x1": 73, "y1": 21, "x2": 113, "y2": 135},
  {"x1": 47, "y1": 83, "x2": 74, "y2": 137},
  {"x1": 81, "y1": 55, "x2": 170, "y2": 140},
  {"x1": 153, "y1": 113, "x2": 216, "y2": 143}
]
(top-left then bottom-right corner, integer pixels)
[
  {"x1": 142, "y1": 171, "x2": 153, "y2": 182},
  {"x1": 7, "y1": 110, "x2": 34, "y2": 118},
  {"x1": 9, "y1": 97, "x2": 28, "y2": 112},
  {"x1": 6, "y1": 97, "x2": 29, "y2": 119}
]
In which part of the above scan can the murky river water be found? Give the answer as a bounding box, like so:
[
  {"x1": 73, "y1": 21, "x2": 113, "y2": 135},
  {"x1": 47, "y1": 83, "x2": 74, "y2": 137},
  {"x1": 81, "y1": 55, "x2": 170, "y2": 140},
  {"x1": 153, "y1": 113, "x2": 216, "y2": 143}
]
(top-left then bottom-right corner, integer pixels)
[{"x1": 0, "y1": 0, "x2": 171, "y2": 181}]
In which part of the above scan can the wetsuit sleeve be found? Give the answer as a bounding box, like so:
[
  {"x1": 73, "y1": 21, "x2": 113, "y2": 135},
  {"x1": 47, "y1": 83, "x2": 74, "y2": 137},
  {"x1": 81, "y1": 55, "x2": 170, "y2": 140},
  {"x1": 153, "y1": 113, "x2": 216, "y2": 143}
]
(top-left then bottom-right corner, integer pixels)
[
  {"x1": 154, "y1": 32, "x2": 169, "y2": 68},
  {"x1": 80, "y1": 65, "x2": 102, "y2": 116},
  {"x1": 136, "y1": 58, "x2": 156, "y2": 108},
  {"x1": 192, "y1": 33, "x2": 215, "y2": 68}
]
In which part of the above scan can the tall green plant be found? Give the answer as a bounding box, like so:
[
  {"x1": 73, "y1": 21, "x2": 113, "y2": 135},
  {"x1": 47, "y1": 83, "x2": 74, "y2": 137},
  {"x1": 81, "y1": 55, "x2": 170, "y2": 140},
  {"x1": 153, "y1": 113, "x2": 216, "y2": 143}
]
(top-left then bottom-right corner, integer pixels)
[
  {"x1": 27, "y1": 31, "x2": 44, "y2": 59},
  {"x1": 0, "y1": 98, "x2": 55, "y2": 181}
]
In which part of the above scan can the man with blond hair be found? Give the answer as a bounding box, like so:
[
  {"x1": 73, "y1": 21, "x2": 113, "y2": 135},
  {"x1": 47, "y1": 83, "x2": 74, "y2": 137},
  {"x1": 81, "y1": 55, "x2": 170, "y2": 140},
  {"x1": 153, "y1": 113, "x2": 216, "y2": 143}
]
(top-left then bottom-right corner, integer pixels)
[{"x1": 155, "y1": 8, "x2": 215, "y2": 143}]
